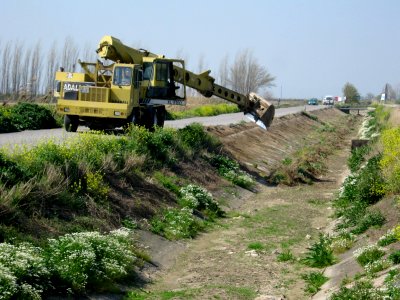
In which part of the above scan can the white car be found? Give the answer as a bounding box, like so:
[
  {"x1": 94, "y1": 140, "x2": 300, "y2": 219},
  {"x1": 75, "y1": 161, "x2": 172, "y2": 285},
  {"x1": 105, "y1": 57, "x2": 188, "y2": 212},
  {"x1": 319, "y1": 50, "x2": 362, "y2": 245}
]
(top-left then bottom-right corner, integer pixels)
[{"x1": 322, "y1": 95, "x2": 334, "y2": 105}]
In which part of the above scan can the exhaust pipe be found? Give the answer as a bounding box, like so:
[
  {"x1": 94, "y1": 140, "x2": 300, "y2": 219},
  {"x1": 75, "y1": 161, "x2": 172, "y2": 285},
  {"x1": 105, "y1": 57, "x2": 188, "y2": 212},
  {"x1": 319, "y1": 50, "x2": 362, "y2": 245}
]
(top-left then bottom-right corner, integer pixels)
[{"x1": 244, "y1": 92, "x2": 275, "y2": 129}]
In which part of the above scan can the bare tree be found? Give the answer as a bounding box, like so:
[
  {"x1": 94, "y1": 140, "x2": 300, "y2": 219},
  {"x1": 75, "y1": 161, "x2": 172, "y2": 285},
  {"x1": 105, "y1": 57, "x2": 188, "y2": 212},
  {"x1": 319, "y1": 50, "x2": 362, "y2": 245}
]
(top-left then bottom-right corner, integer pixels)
[
  {"x1": 20, "y1": 48, "x2": 32, "y2": 97},
  {"x1": 195, "y1": 53, "x2": 207, "y2": 97},
  {"x1": 364, "y1": 92, "x2": 375, "y2": 101},
  {"x1": 218, "y1": 53, "x2": 229, "y2": 88},
  {"x1": 1, "y1": 41, "x2": 12, "y2": 95},
  {"x1": 30, "y1": 41, "x2": 42, "y2": 96},
  {"x1": 82, "y1": 41, "x2": 97, "y2": 62},
  {"x1": 0, "y1": 40, "x2": 3, "y2": 95},
  {"x1": 45, "y1": 42, "x2": 58, "y2": 95},
  {"x1": 229, "y1": 49, "x2": 275, "y2": 95},
  {"x1": 175, "y1": 48, "x2": 190, "y2": 97},
  {"x1": 61, "y1": 36, "x2": 79, "y2": 72},
  {"x1": 10, "y1": 41, "x2": 24, "y2": 97}
]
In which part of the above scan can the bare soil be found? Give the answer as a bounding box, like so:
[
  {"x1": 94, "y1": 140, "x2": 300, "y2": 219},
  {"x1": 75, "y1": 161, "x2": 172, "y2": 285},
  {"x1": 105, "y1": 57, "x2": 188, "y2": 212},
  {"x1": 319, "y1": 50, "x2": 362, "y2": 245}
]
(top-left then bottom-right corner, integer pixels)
[{"x1": 131, "y1": 108, "x2": 363, "y2": 299}]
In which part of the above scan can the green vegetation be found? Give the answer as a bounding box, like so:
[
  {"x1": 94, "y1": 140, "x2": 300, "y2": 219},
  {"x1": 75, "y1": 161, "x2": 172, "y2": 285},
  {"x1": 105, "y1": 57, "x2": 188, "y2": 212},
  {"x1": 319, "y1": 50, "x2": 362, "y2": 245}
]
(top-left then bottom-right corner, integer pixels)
[
  {"x1": 326, "y1": 105, "x2": 400, "y2": 296},
  {"x1": 277, "y1": 249, "x2": 295, "y2": 262},
  {"x1": 150, "y1": 207, "x2": 204, "y2": 240},
  {"x1": 167, "y1": 103, "x2": 240, "y2": 120},
  {"x1": 150, "y1": 183, "x2": 225, "y2": 240},
  {"x1": 389, "y1": 250, "x2": 400, "y2": 264},
  {"x1": 0, "y1": 123, "x2": 258, "y2": 296},
  {"x1": 353, "y1": 245, "x2": 385, "y2": 267},
  {"x1": 127, "y1": 284, "x2": 257, "y2": 300},
  {"x1": 0, "y1": 229, "x2": 137, "y2": 299},
  {"x1": 302, "y1": 234, "x2": 335, "y2": 268},
  {"x1": 0, "y1": 102, "x2": 60, "y2": 133},
  {"x1": 209, "y1": 154, "x2": 255, "y2": 189},
  {"x1": 179, "y1": 184, "x2": 225, "y2": 218},
  {"x1": 380, "y1": 126, "x2": 400, "y2": 193},
  {"x1": 377, "y1": 229, "x2": 397, "y2": 246},
  {"x1": 334, "y1": 154, "x2": 386, "y2": 233},
  {"x1": 347, "y1": 145, "x2": 370, "y2": 173},
  {"x1": 330, "y1": 230, "x2": 355, "y2": 254},
  {"x1": 330, "y1": 280, "x2": 388, "y2": 299},
  {"x1": 302, "y1": 271, "x2": 328, "y2": 295},
  {"x1": 247, "y1": 242, "x2": 265, "y2": 251},
  {"x1": 342, "y1": 82, "x2": 360, "y2": 103}
]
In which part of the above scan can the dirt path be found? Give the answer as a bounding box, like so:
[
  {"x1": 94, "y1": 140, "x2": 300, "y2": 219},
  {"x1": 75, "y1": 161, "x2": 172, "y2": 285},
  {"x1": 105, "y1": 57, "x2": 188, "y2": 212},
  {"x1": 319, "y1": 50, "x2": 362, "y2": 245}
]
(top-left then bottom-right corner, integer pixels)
[{"x1": 139, "y1": 131, "x2": 353, "y2": 299}]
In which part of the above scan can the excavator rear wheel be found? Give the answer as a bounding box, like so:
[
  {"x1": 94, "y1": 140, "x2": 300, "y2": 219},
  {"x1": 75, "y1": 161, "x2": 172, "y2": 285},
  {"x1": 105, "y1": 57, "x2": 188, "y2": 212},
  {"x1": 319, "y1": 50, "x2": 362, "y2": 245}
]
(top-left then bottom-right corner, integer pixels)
[{"x1": 156, "y1": 106, "x2": 166, "y2": 127}]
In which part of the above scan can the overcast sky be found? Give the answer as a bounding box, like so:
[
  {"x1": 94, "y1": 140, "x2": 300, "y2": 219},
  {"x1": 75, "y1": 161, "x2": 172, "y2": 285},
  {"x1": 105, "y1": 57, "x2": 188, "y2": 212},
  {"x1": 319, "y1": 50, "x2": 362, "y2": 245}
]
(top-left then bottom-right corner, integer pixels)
[{"x1": 1, "y1": 0, "x2": 399, "y2": 99}]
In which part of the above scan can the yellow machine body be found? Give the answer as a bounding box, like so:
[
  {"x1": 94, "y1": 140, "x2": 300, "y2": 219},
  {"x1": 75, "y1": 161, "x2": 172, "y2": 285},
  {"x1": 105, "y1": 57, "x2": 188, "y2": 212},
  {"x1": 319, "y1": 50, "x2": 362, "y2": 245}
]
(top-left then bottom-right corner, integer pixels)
[{"x1": 55, "y1": 35, "x2": 274, "y2": 131}]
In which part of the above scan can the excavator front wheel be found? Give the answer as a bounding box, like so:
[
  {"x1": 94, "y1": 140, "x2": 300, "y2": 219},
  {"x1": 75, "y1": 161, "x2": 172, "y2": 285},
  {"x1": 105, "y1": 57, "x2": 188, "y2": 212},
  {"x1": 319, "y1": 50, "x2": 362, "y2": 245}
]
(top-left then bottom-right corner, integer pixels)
[{"x1": 64, "y1": 115, "x2": 79, "y2": 132}]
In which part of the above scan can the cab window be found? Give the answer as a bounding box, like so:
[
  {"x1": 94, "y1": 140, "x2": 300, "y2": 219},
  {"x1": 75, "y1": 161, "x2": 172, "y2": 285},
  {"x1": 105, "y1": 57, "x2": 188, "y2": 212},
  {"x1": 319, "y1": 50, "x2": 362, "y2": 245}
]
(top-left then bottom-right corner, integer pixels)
[
  {"x1": 113, "y1": 66, "x2": 132, "y2": 86},
  {"x1": 156, "y1": 62, "x2": 169, "y2": 82},
  {"x1": 143, "y1": 63, "x2": 153, "y2": 80}
]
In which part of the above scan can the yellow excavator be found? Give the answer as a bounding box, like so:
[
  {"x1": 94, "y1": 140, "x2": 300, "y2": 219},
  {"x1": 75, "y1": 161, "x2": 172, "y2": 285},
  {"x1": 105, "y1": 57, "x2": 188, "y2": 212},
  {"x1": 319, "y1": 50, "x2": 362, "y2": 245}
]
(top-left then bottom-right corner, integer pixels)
[{"x1": 55, "y1": 35, "x2": 274, "y2": 132}]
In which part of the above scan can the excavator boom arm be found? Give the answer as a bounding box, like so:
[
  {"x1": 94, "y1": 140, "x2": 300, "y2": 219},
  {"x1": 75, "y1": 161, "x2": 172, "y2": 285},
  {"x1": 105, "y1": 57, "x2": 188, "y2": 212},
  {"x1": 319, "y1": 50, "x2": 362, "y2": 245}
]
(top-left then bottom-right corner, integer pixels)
[{"x1": 172, "y1": 66, "x2": 274, "y2": 128}]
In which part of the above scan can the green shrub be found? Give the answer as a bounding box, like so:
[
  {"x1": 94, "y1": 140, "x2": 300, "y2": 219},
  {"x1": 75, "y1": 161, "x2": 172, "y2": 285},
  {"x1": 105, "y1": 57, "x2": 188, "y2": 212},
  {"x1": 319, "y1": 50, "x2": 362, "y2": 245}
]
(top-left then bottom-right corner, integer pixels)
[
  {"x1": 0, "y1": 243, "x2": 49, "y2": 299},
  {"x1": 354, "y1": 155, "x2": 385, "y2": 205},
  {"x1": 353, "y1": 245, "x2": 385, "y2": 267},
  {"x1": 330, "y1": 280, "x2": 386, "y2": 300},
  {"x1": 351, "y1": 210, "x2": 385, "y2": 234},
  {"x1": 378, "y1": 229, "x2": 397, "y2": 247},
  {"x1": 0, "y1": 152, "x2": 26, "y2": 187},
  {"x1": 303, "y1": 234, "x2": 335, "y2": 268},
  {"x1": 247, "y1": 242, "x2": 265, "y2": 251},
  {"x1": 302, "y1": 271, "x2": 328, "y2": 295},
  {"x1": 277, "y1": 249, "x2": 294, "y2": 262},
  {"x1": 179, "y1": 184, "x2": 224, "y2": 218},
  {"x1": 348, "y1": 145, "x2": 370, "y2": 173},
  {"x1": 154, "y1": 171, "x2": 180, "y2": 195},
  {"x1": 0, "y1": 106, "x2": 17, "y2": 133},
  {"x1": 46, "y1": 229, "x2": 136, "y2": 292},
  {"x1": 381, "y1": 127, "x2": 400, "y2": 193},
  {"x1": 209, "y1": 155, "x2": 255, "y2": 189},
  {"x1": 10, "y1": 102, "x2": 58, "y2": 131},
  {"x1": 177, "y1": 123, "x2": 220, "y2": 153},
  {"x1": 127, "y1": 126, "x2": 182, "y2": 164},
  {"x1": 334, "y1": 154, "x2": 386, "y2": 232},
  {"x1": 150, "y1": 207, "x2": 203, "y2": 240},
  {"x1": 389, "y1": 250, "x2": 400, "y2": 264},
  {"x1": 364, "y1": 258, "x2": 391, "y2": 274},
  {"x1": 331, "y1": 230, "x2": 355, "y2": 254},
  {"x1": 339, "y1": 154, "x2": 385, "y2": 205}
]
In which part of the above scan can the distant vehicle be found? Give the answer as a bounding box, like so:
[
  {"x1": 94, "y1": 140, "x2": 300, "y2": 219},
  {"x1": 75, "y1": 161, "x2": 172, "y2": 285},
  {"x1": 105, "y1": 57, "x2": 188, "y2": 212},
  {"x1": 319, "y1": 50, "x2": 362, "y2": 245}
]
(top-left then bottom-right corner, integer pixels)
[
  {"x1": 308, "y1": 98, "x2": 318, "y2": 105},
  {"x1": 322, "y1": 95, "x2": 334, "y2": 105}
]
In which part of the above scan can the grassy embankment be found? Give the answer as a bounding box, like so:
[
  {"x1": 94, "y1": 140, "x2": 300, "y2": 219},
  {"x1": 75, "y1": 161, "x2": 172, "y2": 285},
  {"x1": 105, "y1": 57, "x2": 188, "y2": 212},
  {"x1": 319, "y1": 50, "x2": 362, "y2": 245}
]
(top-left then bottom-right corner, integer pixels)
[
  {"x1": 0, "y1": 120, "x2": 255, "y2": 298},
  {"x1": 322, "y1": 105, "x2": 400, "y2": 299},
  {"x1": 272, "y1": 104, "x2": 400, "y2": 298},
  {"x1": 126, "y1": 108, "x2": 363, "y2": 299}
]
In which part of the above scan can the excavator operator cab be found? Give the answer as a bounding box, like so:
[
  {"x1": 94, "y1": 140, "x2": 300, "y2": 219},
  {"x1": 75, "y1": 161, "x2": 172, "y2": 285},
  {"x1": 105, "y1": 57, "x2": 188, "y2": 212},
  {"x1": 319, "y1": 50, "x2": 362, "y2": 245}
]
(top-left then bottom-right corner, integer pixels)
[
  {"x1": 113, "y1": 66, "x2": 133, "y2": 86},
  {"x1": 143, "y1": 58, "x2": 185, "y2": 99}
]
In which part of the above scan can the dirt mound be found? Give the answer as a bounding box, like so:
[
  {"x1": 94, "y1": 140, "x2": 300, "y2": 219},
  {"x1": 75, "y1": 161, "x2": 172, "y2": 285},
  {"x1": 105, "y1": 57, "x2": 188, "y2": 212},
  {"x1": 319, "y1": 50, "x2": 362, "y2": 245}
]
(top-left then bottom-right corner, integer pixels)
[{"x1": 208, "y1": 108, "x2": 348, "y2": 178}]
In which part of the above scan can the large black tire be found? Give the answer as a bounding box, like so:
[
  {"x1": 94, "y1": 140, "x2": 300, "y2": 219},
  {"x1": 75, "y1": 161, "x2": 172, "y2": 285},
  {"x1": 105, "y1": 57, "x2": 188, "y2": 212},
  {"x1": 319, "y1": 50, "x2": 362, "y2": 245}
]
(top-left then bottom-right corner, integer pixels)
[
  {"x1": 145, "y1": 107, "x2": 158, "y2": 131},
  {"x1": 131, "y1": 108, "x2": 140, "y2": 126},
  {"x1": 156, "y1": 106, "x2": 166, "y2": 127},
  {"x1": 64, "y1": 115, "x2": 79, "y2": 132}
]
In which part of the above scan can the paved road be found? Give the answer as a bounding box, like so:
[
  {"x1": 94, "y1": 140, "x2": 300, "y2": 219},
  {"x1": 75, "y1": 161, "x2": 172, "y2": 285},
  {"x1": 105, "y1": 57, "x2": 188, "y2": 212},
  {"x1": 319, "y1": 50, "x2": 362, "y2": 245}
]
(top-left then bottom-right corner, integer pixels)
[{"x1": 0, "y1": 105, "x2": 325, "y2": 149}]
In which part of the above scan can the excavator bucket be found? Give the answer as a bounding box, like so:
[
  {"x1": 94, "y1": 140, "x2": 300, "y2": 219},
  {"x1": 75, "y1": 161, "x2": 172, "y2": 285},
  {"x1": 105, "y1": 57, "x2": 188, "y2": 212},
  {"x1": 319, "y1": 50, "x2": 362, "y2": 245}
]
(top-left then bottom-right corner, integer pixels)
[{"x1": 244, "y1": 92, "x2": 275, "y2": 129}]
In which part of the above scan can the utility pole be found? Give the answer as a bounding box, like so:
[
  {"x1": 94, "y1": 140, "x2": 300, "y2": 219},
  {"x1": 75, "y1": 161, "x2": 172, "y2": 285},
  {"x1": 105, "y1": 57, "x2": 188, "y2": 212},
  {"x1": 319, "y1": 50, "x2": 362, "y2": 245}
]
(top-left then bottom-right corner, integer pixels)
[{"x1": 385, "y1": 83, "x2": 389, "y2": 102}]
